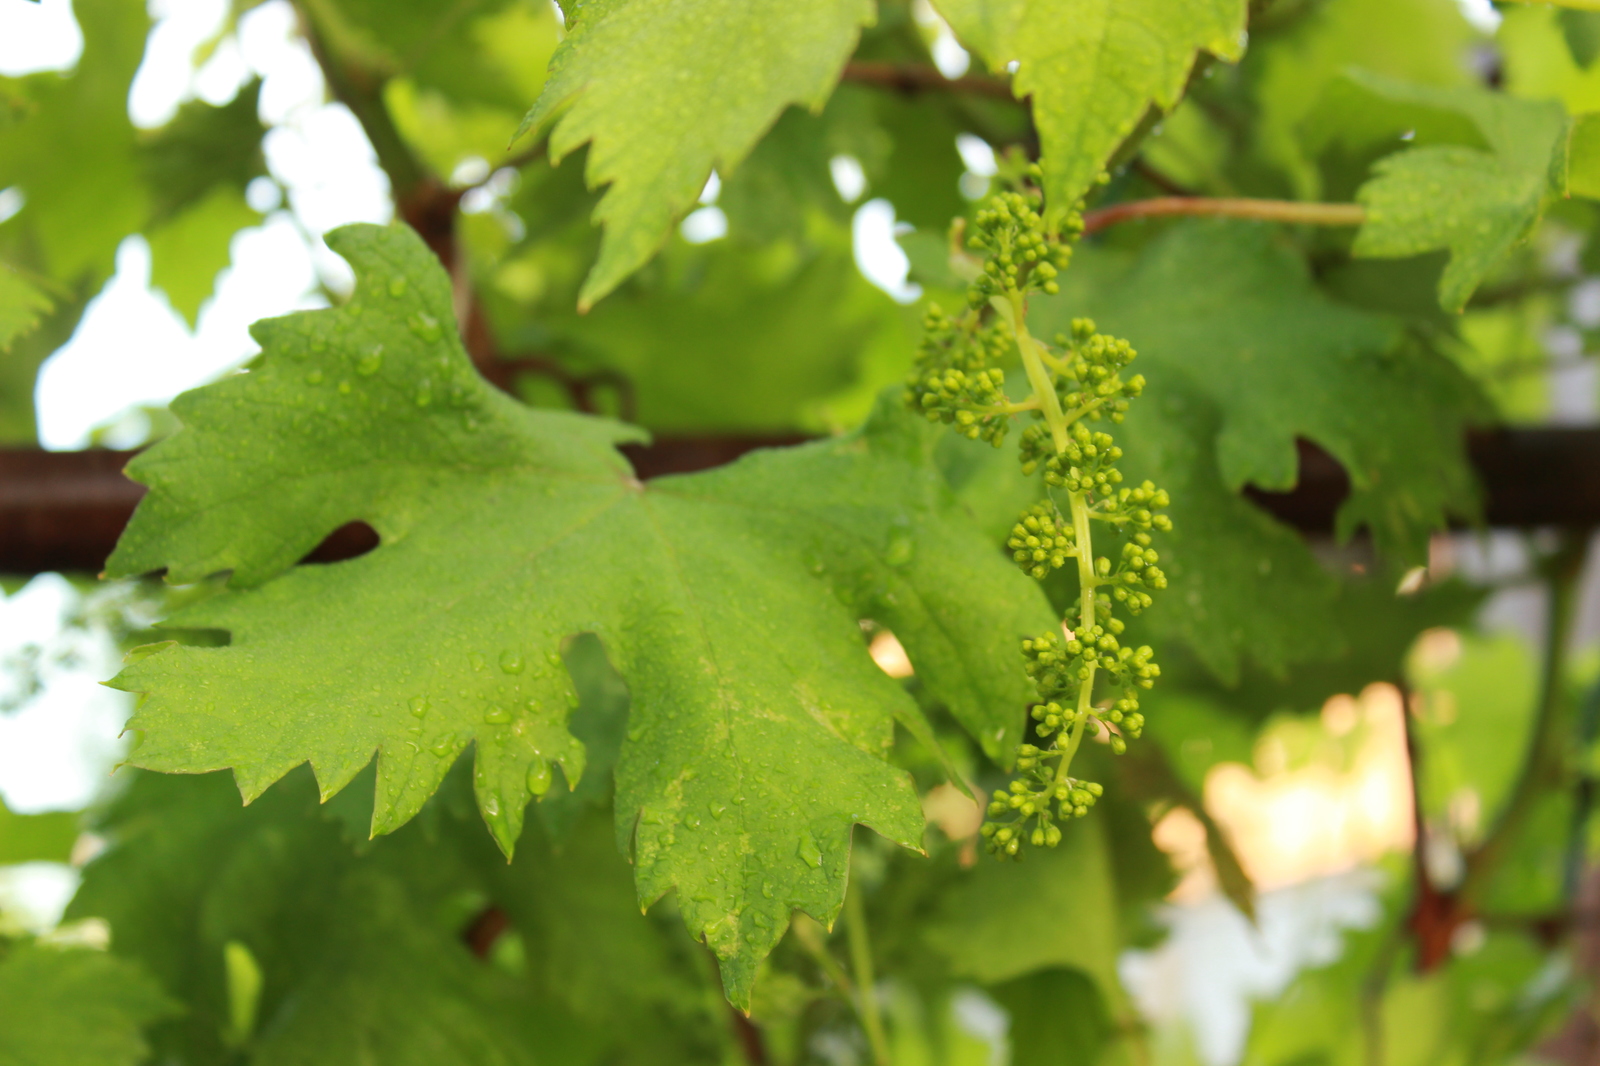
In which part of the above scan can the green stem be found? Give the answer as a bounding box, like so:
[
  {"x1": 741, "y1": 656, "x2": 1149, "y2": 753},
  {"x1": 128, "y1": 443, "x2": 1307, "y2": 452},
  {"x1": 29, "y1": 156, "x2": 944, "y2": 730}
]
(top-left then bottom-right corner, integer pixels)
[
  {"x1": 1459, "y1": 530, "x2": 1592, "y2": 904},
  {"x1": 844, "y1": 879, "x2": 891, "y2": 1066},
  {"x1": 1081, "y1": 197, "x2": 1365, "y2": 235},
  {"x1": 791, "y1": 914, "x2": 855, "y2": 999},
  {"x1": 1054, "y1": 490, "x2": 1098, "y2": 783},
  {"x1": 1004, "y1": 293, "x2": 1070, "y2": 453},
  {"x1": 973, "y1": 397, "x2": 1042, "y2": 416}
]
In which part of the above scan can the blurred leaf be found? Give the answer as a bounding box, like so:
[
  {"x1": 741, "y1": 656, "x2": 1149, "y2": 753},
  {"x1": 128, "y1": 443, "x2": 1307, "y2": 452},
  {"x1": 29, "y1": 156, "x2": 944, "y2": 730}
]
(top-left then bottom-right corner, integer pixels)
[
  {"x1": 0, "y1": 0, "x2": 150, "y2": 280},
  {"x1": 1502, "y1": 6, "x2": 1600, "y2": 112},
  {"x1": 147, "y1": 188, "x2": 259, "y2": 327},
  {"x1": 0, "y1": 262, "x2": 51, "y2": 354},
  {"x1": 547, "y1": 228, "x2": 909, "y2": 432},
  {"x1": 0, "y1": 943, "x2": 176, "y2": 1066},
  {"x1": 924, "y1": 816, "x2": 1121, "y2": 996},
  {"x1": 1570, "y1": 112, "x2": 1600, "y2": 202},
  {"x1": 990, "y1": 967, "x2": 1113, "y2": 1066},
  {"x1": 322, "y1": 0, "x2": 555, "y2": 113},
  {"x1": 1309, "y1": 71, "x2": 1570, "y2": 313},
  {"x1": 935, "y1": 0, "x2": 1245, "y2": 211},
  {"x1": 138, "y1": 81, "x2": 266, "y2": 225},
  {"x1": 718, "y1": 106, "x2": 851, "y2": 245},
  {"x1": 1251, "y1": 0, "x2": 1478, "y2": 199},
  {"x1": 67, "y1": 769, "x2": 596, "y2": 1065},
  {"x1": 0, "y1": 799, "x2": 77, "y2": 865},
  {"x1": 1560, "y1": 8, "x2": 1600, "y2": 67},
  {"x1": 1410, "y1": 632, "x2": 1540, "y2": 839},
  {"x1": 518, "y1": 0, "x2": 875, "y2": 308},
  {"x1": 0, "y1": 285, "x2": 90, "y2": 444}
]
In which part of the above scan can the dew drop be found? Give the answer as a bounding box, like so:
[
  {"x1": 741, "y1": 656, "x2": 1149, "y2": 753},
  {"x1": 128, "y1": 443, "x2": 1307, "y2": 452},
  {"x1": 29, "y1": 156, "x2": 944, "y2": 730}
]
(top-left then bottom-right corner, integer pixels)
[
  {"x1": 797, "y1": 830, "x2": 822, "y2": 869},
  {"x1": 527, "y1": 761, "x2": 552, "y2": 796},
  {"x1": 357, "y1": 348, "x2": 383, "y2": 375},
  {"x1": 885, "y1": 534, "x2": 914, "y2": 567},
  {"x1": 408, "y1": 312, "x2": 442, "y2": 342},
  {"x1": 484, "y1": 707, "x2": 512, "y2": 724},
  {"x1": 482, "y1": 792, "x2": 501, "y2": 817},
  {"x1": 429, "y1": 733, "x2": 456, "y2": 758},
  {"x1": 388, "y1": 276, "x2": 408, "y2": 297},
  {"x1": 499, "y1": 650, "x2": 525, "y2": 675},
  {"x1": 410, "y1": 696, "x2": 429, "y2": 718},
  {"x1": 470, "y1": 653, "x2": 486, "y2": 671}
]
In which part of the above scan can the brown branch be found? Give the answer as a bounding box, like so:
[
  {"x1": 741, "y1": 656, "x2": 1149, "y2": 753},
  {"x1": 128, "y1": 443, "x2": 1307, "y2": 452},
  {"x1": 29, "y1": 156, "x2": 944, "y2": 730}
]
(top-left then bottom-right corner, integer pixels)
[
  {"x1": 841, "y1": 60, "x2": 1016, "y2": 100},
  {"x1": 1082, "y1": 196, "x2": 1365, "y2": 236},
  {"x1": 291, "y1": 0, "x2": 432, "y2": 202},
  {"x1": 1399, "y1": 679, "x2": 1468, "y2": 973},
  {"x1": 463, "y1": 905, "x2": 511, "y2": 959}
]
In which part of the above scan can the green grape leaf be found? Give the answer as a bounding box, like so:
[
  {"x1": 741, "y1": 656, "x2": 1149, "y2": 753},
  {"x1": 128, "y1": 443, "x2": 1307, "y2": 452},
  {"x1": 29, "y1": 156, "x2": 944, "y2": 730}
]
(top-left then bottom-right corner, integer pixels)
[
  {"x1": 139, "y1": 81, "x2": 268, "y2": 225},
  {"x1": 0, "y1": 943, "x2": 176, "y2": 1066},
  {"x1": 989, "y1": 968, "x2": 1113, "y2": 1066},
  {"x1": 1250, "y1": 0, "x2": 1479, "y2": 200},
  {"x1": 0, "y1": 263, "x2": 52, "y2": 355},
  {"x1": 0, "y1": 0, "x2": 150, "y2": 281},
  {"x1": 516, "y1": 0, "x2": 876, "y2": 309},
  {"x1": 67, "y1": 769, "x2": 583, "y2": 1065},
  {"x1": 1129, "y1": 396, "x2": 1341, "y2": 681},
  {"x1": 0, "y1": 798, "x2": 77, "y2": 864},
  {"x1": 541, "y1": 222, "x2": 909, "y2": 432},
  {"x1": 147, "y1": 189, "x2": 259, "y2": 327},
  {"x1": 315, "y1": 0, "x2": 551, "y2": 113},
  {"x1": 1569, "y1": 111, "x2": 1600, "y2": 200},
  {"x1": 104, "y1": 222, "x2": 1052, "y2": 1006},
  {"x1": 933, "y1": 0, "x2": 1246, "y2": 210},
  {"x1": 923, "y1": 815, "x2": 1121, "y2": 996},
  {"x1": 1067, "y1": 221, "x2": 1480, "y2": 554},
  {"x1": 1311, "y1": 71, "x2": 1570, "y2": 313},
  {"x1": 1030, "y1": 221, "x2": 1481, "y2": 676}
]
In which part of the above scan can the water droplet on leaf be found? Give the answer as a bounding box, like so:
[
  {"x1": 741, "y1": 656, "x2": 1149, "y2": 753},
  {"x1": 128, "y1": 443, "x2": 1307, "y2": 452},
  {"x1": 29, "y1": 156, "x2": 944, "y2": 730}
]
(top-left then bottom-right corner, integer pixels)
[
  {"x1": 527, "y1": 761, "x2": 552, "y2": 796},
  {"x1": 797, "y1": 830, "x2": 822, "y2": 869},
  {"x1": 408, "y1": 312, "x2": 442, "y2": 342}
]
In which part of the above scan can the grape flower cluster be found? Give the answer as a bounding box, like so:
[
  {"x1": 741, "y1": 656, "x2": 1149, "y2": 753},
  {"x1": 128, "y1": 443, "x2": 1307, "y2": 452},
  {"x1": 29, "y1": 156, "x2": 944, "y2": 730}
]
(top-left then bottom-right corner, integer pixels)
[{"x1": 902, "y1": 164, "x2": 1174, "y2": 859}]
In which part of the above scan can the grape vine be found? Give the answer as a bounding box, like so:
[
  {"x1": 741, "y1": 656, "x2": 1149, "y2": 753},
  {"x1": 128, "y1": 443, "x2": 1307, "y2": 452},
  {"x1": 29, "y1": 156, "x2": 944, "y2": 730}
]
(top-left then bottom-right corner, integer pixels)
[{"x1": 906, "y1": 167, "x2": 1172, "y2": 859}]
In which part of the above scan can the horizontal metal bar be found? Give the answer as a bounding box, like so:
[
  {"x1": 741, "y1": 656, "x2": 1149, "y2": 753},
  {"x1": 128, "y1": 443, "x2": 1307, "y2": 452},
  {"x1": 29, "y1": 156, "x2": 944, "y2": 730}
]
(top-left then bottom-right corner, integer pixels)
[{"x1": 0, "y1": 428, "x2": 1595, "y2": 575}]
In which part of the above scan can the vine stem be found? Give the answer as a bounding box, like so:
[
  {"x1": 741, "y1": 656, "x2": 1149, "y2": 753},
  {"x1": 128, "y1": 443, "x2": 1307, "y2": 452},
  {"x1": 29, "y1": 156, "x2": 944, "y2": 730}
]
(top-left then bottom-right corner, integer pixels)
[
  {"x1": 844, "y1": 878, "x2": 892, "y2": 1066},
  {"x1": 1055, "y1": 490, "x2": 1098, "y2": 783},
  {"x1": 1081, "y1": 197, "x2": 1366, "y2": 236},
  {"x1": 1002, "y1": 293, "x2": 1070, "y2": 452},
  {"x1": 1458, "y1": 529, "x2": 1592, "y2": 905}
]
